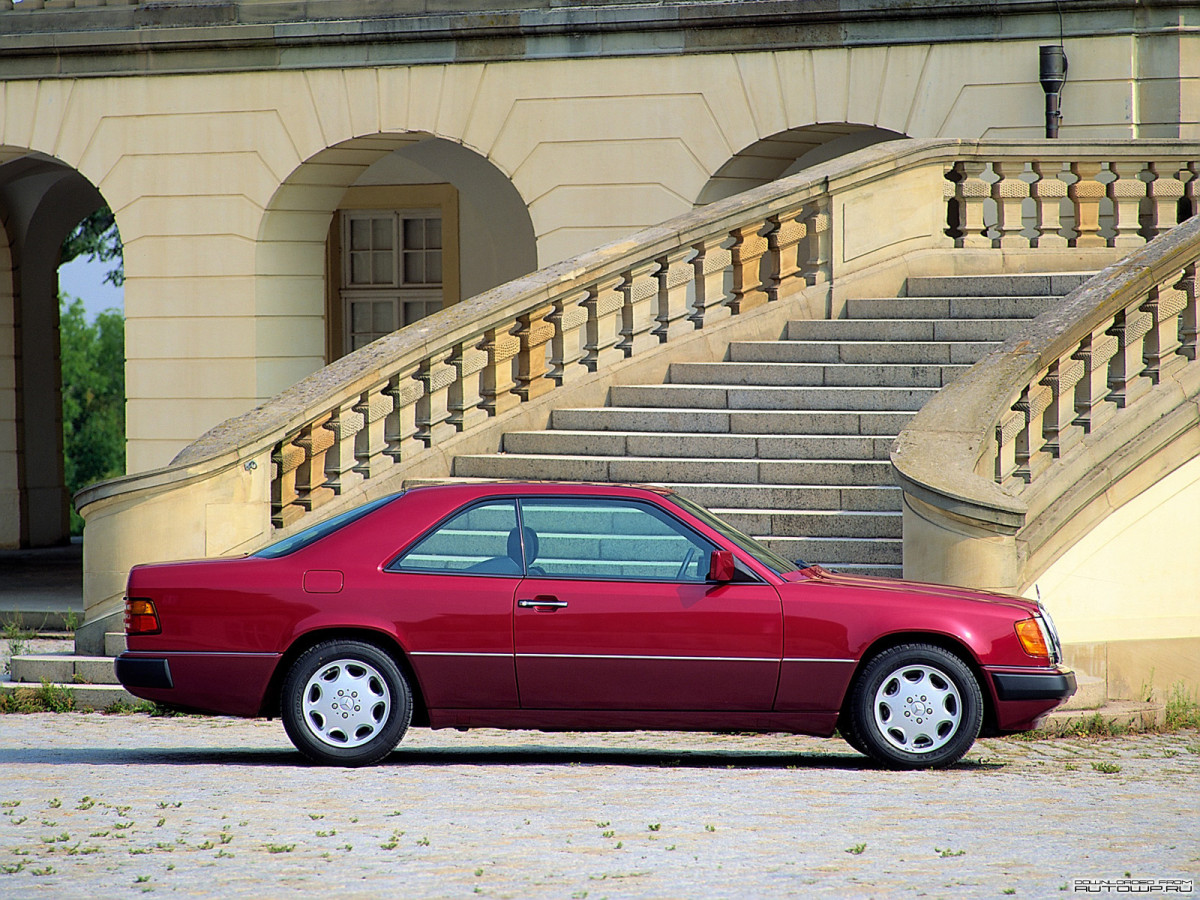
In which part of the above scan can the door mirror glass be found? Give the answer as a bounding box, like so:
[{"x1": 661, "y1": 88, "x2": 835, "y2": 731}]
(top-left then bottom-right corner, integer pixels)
[{"x1": 708, "y1": 550, "x2": 736, "y2": 582}]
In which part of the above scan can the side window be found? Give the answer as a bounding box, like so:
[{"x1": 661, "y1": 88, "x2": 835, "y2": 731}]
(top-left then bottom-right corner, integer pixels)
[
  {"x1": 389, "y1": 500, "x2": 521, "y2": 575},
  {"x1": 517, "y1": 498, "x2": 717, "y2": 582}
]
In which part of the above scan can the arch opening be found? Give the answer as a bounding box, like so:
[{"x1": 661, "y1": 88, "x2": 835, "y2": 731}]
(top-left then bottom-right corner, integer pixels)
[
  {"x1": 254, "y1": 134, "x2": 537, "y2": 399},
  {"x1": 697, "y1": 125, "x2": 907, "y2": 206}
]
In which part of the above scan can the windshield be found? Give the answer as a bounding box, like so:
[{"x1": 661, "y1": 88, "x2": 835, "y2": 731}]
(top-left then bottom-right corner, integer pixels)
[
  {"x1": 669, "y1": 494, "x2": 803, "y2": 576},
  {"x1": 254, "y1": 492, "x2": 402, "y2": 559}
]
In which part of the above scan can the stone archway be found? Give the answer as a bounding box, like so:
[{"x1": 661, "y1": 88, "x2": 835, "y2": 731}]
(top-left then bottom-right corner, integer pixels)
[
  {"x1": 697, "y1": 124, "x2": 907, "y2": 206},
  {"x1": 254, "y1": 133, "x2": 537, "y2": 399},
  {"x1": 0, "y1": 151, "x2": 113, "y2": 549}
]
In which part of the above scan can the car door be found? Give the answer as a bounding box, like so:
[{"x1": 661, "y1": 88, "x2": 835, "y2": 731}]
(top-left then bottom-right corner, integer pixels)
[
  {"x1": 385, "y1": 498, "x2": 522, "y2": 709},
  {"x1": 512, "y1": 495, "x2": 783, "y2": 711}
]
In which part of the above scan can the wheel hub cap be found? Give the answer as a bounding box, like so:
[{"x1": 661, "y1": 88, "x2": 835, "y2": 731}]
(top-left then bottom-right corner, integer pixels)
[
  {"x1": 874, "y1": 664, "x2": 961, "y2": 754},
  {"x1": 302, "y1": 659, "x2": 391, "y2": 748}
]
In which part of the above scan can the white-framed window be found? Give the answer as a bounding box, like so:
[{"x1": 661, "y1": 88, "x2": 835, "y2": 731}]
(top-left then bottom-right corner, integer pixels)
[{"x1": 340, "y1": 209, "x2": 444, "y2": 354}]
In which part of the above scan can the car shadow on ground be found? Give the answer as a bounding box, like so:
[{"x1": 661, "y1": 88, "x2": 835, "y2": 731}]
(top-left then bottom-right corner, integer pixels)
[{"x1": 0, "y1": 744, "x2": 1005, "y2": 771}]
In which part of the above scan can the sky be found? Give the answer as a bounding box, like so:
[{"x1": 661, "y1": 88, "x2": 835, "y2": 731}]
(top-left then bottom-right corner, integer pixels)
[{"x1": 58, "y1": 255, "x2": 124, "y2": 321}]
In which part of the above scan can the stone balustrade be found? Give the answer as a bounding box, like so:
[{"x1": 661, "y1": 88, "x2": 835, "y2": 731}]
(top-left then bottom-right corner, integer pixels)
[
  {"x1": 893, "y1": 213, "x2": 1200, "y2": 593},
  {"x1": 74, "y1": 138, "x2": 1200, "y2": 650}
]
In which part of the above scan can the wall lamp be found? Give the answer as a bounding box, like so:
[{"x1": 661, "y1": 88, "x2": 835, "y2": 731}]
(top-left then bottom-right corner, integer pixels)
[{"x1": 1039, "y1": 45, "x2": 1068, "y2": 138}]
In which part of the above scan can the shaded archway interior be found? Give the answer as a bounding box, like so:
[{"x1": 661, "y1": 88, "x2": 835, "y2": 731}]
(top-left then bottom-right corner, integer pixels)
[
  {"x1": 697, "y1": 125, "x2": 907, "y2": 205},
  {"x1": 0, "y1": 152, "x2": 109, "y2": 549}
]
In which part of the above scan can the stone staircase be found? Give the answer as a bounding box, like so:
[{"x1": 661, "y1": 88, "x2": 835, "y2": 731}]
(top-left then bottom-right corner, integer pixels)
[
  {"x1": 2, "y1": 632, "x2": 135, "y2": 709},
  {"x1": 452, "y1": 272, "x2": 1092, "y2": 577}
]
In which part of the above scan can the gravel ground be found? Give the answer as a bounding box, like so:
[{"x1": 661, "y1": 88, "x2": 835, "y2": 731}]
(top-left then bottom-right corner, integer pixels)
[{"x1": 0, "y1": 714, "x2": 1197, "y2": 898}]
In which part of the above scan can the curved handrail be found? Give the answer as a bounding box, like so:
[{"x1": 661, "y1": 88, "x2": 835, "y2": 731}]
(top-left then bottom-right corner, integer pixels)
[{"x1": 892, "y1": 214, "x2": 1200, "y2": 534}]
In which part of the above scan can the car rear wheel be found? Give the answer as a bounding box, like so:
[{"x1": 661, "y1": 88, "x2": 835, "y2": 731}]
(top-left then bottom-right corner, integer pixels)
[
  {"x1": 281, "y1": 640, "x2": 412, "y2": 767},
  {"x1": 848, "y1": 643, "x2": 983, "y2": 769}
]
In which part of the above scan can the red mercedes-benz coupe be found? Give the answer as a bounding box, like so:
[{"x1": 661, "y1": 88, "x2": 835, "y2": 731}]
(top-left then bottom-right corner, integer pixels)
[{"x1": 116, "y1": 482, "x2": 1075, "y2": 768}]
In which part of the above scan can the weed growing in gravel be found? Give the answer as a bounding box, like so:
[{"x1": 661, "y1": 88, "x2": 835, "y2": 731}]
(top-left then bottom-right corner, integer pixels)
[
  {"x1": 265, "y1": 843, "x2": 295, "y2": 853},
  {"x1": 2, "y1": 619, "x2": 34, "y2": 663},
  {"x1": 1165, "y1": 683, "x2": 1200, "y2": 729},
  {"x1": 1092, "y1": 761, "x2": 1122, "y2": 774},
  {"x1": 936, "y1": 847, "x2": 966, "y2": 857},
  {"x1": 846, "y1": 843, "x2": 867, "y2": 855},
  {"x1": 0, "y1": 681, "x2": 75, "y2": 713}
]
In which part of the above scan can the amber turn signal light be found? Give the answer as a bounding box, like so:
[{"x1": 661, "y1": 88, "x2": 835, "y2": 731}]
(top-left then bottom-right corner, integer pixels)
[
  {"x1": 1014, "y1": 617, "x2": 1050, "y2": 658},
  {"x1": 125, "y1": 598, "x2": 161, "y2": 636}
]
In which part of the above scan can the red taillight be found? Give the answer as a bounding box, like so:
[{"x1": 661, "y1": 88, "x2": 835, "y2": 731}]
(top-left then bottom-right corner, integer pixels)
[{"x1": 125, "y1": 598, "x2": 161, "y2": 635}]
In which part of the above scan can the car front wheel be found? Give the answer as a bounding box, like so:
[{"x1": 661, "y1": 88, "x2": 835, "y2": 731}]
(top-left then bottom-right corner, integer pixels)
[
  {"x1": 281, "y1": 640, "x2": 412, "y2": 767},
  {"x1": 848, "y1": 643, "x2": 983, "y2": 769}
]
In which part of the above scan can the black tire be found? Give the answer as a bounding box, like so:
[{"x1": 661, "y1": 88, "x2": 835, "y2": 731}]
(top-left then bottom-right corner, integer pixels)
[
  {"x1": 836, "y1": 713, "x2": 869, "y2": 757},
  {"x1": 847, "y1": 643, "x2": 983, "y2": 770},
  {"x1": 281, "y1": 640, "x2": 412, "y2": 767}
]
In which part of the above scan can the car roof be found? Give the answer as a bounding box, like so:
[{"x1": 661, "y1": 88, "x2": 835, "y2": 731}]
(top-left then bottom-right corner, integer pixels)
[{"x1": 401, "y1": 480, "x2": 675, "y2": 499}]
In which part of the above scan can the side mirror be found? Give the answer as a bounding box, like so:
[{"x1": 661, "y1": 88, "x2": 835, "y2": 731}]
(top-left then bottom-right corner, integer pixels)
[{"x1": 708, "y1": 549, "x2": 736, "y2": 582}]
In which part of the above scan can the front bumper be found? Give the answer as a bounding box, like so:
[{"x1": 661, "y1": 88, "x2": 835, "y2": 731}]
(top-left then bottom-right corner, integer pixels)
[{"x1": 992, "y1": 668, "x2": 1077, "y2": 702}]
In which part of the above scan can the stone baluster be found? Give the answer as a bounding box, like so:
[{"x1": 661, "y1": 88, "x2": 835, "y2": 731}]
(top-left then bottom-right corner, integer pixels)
[
  {"x1": 415, "y1": 351, "x2": 456, "y2": 446},
  {"x1": 447, "y1": 338, "x2": 490, "y2": 432},
  {"x1": 583, "y1": 275, "x2": 625, "y2": 371},
  {"x1": 1147, "y1": 162, "x2": 1185, "y2": 236},
  {"x1": 1186, "y1": 162, "x2": 1200, "y2": 220},
  {"x1": 802, "y1": 199, "x2": 832, "y2": 284},
  {"x1": 271, "y1": 433, "x2": 307, "y2": 528},
  {"x1": 353, "y1": 385, "x2": 395, "y2": 478},
  {"x1": 1013, "y1": 379, "x2": 1055, "y2": 483},
  {"x1": 1105, "y1": 304, "x2": 1155, "y2": 408},
  {"x1": 1039, "y1": 357, "x2": 1086, "y2": 460},
  {"x1": 729, "y1": 222, "x2": 770, "y2": 314},
  {"x1": 994, "y1": 406, "x2": 1025, "y2": 486},
  {"x1": 549, "y1": 289, "x2": 590, "y2": 385},
  {"x1": 1068, "y1": 162, "x2": 1106, "y2": 247},
  {"x1": 383, "y1": 369, "x2": 424, "y2": 461},
  {"x1": 294, "y1": 414, "x2": 335, "y2": 512},
  {"x1": 689, "y1": 236, "x2": 732, "y2": 328},
  {"x1": 1071, "y1": 328, "x2": 1119, "y2": 433},
  {"x1": 957, "y1": 160, "x2": 992, "y2": 248},
  {"x1": 654, "y1": 249, "x2": 695, "y2": 342},
  {"x1": 618, "y1": 262, "x2": 660, "y2": 357},
  {"x1": 993, "y1": 160, "x2": 1030, "y2": 248},
  {"x1": 515, "y1": 304, "x2": 556, "y2": 400},
  {"x1": 943, "y1": 164, "x2": 963, "y2": 242},
  {"x1": 1031, "y1": 161, "x2": 1068, "y2": 248},
  {"x1": 325, "y1": 400, "x2": 366, "y2": 494},
  {"x1": 1107, "y1": 160, "x2": 1148, "y2": 248},
  {"x1": 1140, "y1": 277, "x2": 1189, "y2": 384},
  {"x1": 768, "y1": 210, "x2": 807, "y2": 302},
  {"x1": 1178, "y1": 264, "x2": 1197, "y2": 361},
  {"x1": 480, "y1": 323, "x2": 521, "y2": 416}
]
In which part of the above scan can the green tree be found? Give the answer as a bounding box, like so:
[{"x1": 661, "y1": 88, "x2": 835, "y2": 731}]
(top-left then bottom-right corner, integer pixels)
[
  {"x1": 59, "y1": 294, "x2": 125, "y2": 534},
  {"x1": 60, "y1": 206, "x2": 123, "y2": 286}
]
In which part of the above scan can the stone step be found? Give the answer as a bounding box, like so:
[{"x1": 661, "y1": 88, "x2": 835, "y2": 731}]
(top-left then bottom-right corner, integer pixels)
[
  {"x1": 668, "y1": 361, "x2": 970, "y2": 388},
  {"x1": 453, "y1": 454, "x2": 895, "y2": 485},
  {"x1": 666, "y1": 483, "x2": 903, "y2": 512},
  {"x1": 1037, "y1": 699, "x2": 1165, "y2": 734},
  {"x1": 106, "y1": 632, "x2": 128, "y2": 657},
  {"x1": 608, "y1": 384, "x2": 937, "y2": 411},
  {"x1": 503, "y1": 431, "x2": 891, "y2": 460},
  {"x1": 0, "y1": 681, "x2": 138, "y2": 710},
  {"x1": 727, "y1": 339, "x2": 999, "y2": 365},
  {"x1": 551, "y1": 407, "x2": 912, "y2": 436},
  {"x1": 1058, "y1": 673, "x2": 1107, "y2": 711},
  {"x1": 845, "y1": 296, "x2": 1048, "y2": 319},
  {"x1": 786, "y1": 318, "x2": 1027, "y2": 342},
  {"x1": 716, "y1": 509, "x2": 903, "y2": 538},
  {"x1": 829, "y1": 564, "x2": 904, "y2": 578},
  {"x1": 9, "y1": 653, "x2": 120, "y2": 685},
  {"x1": 762, "y1": 535, "x2": 903, "y2": 565},
  {"x1": 906, "y1": 271, "x2": 1092, "y2": 298}
]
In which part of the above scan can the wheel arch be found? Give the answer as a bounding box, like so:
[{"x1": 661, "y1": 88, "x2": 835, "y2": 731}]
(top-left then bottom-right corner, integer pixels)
[
  {"x1": 838, "y1": 631, "x2": 998, "y2": 736},
  {"x1": 260, "y1": 627, "x2": 431, "y2": 727}
]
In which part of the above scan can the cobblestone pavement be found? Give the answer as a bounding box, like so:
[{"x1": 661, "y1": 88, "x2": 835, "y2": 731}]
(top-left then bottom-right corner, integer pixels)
[{"x1": 0, "y1": 714, "x2": 1197, "y2": 899}]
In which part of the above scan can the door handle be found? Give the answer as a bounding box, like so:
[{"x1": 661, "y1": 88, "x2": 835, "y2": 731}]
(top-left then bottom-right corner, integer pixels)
[{"x1": 518, "y1": 597, "x2": 568, "y2": 609}]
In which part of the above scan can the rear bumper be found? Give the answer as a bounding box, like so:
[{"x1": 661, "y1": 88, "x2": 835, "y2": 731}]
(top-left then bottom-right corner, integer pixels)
[
  {"x1": 115, "y1": 655, "x2": 173, "y2": 690},
  {"x1": 992, "y1": 668, "x2": 1077, "y2": 701}
]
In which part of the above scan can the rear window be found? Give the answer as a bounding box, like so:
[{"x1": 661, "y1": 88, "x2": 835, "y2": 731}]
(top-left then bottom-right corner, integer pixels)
[{"x1": 253, "y1": 493, "x2": 402, "y2": 559}]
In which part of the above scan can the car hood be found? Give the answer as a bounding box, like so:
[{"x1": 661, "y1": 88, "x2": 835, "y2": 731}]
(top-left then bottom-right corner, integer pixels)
[{"x1": 783, "y1": 565, "x2": 1040, "y2": 615}]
